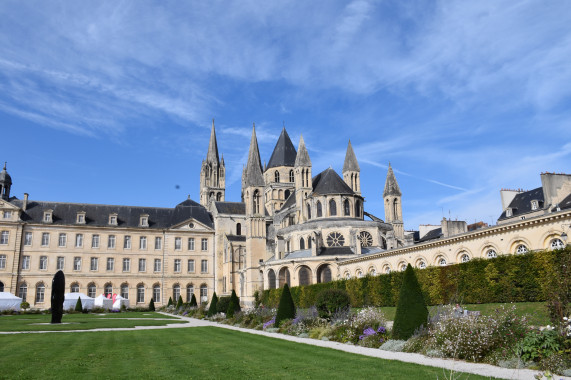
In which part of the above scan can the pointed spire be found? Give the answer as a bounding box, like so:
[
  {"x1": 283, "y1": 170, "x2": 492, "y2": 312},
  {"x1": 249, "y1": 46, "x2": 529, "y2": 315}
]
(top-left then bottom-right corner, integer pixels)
[
  {"x1": 206, "y1": 119, "x2": 220, "y2": 164},
  {"x1": 220, "y1": 154, "x2": 225, "y2": 166},
  {"x1": 342, "y1": 140, "x2": 360, "y2": 173},
  {"x1": 266, "y1": 127, "x2": 297, "y2": 169},
  {"x1": 244, "y1": 123, "x2": 265, "y2": 187},
  {"x1": 383, "y1": 163, "x2": 402, "y2": 197},
  {"x1": 294, "y1": 135, "x2": 311, "y2": 167}
]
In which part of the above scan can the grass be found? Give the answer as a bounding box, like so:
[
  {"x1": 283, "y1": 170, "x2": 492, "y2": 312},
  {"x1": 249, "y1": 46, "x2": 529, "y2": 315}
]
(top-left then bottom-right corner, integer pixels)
[
  {"x1": 0, "y1": 312, "x2": 184, "y2": 332},
  {"x1": 0, "y1": 326, "x2": 496, "y2": 379},
  {"x1": 378, "y1": 301, "x2": 551, "y2": 326}
]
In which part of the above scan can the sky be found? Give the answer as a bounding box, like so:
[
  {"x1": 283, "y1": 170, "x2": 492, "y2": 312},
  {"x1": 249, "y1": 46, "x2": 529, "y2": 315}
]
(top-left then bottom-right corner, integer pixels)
[{"x1": 0, "y1": 1, "x2": 570, "y2": 230}]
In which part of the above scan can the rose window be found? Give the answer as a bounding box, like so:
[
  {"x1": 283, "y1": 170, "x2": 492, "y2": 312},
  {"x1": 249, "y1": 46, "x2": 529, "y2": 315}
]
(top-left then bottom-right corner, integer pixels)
[
  {"x1": 551, "y1": 239, "x2": 564, "y2": 250},
  {"x1": 326, "y1": 232, "x2": 345, "y2": 247},
  {"x1": 358, "y1": 231, "x2": 373, "y2": 247},
  {"x1": 516, "y1": 245, "x2": 528, "y2": 254}
]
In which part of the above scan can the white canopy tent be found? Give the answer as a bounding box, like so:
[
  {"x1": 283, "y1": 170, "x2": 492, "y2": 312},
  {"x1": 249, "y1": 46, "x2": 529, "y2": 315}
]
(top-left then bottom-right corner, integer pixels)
[
  {"x1": 0, "y1": 292, "x2": 22, "y2": 311},
  {"x1": 112, "y1": 295, "x2": 130, "y2": 311},
  {"x1": 63, "y1": 293, "x2": 94, "y2": 310},
  {"x1": 93, "y1": 294, "x2": 113, "y2": 310}
]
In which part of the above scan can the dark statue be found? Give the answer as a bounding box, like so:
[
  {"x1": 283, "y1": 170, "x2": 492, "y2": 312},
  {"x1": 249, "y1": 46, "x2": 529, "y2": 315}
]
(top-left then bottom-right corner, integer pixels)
[{"x1": 51, "y1": 270, "x2": 65, "y2": 323}]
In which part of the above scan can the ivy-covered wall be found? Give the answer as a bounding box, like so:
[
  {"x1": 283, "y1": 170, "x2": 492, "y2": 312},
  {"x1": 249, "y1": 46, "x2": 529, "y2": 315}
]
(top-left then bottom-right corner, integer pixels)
[{"x1": 259, "y1": 247, "x2": 570, "y2": 308}]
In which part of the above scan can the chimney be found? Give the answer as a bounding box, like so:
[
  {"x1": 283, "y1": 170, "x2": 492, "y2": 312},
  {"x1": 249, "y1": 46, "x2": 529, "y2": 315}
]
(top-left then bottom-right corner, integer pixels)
[{"x1": 23, "y1": 193, "x2": 29, "y2": 211}]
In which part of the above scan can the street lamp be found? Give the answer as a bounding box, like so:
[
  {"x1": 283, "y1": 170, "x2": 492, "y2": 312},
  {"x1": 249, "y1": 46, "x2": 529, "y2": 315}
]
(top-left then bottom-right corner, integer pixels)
[{"x1": 561, "y1": 224, "x2": 571, "y2": 244}]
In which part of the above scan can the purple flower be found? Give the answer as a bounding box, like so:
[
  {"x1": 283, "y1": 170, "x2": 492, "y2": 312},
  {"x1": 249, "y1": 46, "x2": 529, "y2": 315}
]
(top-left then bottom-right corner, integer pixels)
[
  {"x1": 359, "y1": 327, "x2": 377, "y2": 340},
  {"x1": 377, "y1": 326, "x2": 386, "y2": 334},
  {"x1": 263, "y1": 317, "x2": 276, "y2": 330}
]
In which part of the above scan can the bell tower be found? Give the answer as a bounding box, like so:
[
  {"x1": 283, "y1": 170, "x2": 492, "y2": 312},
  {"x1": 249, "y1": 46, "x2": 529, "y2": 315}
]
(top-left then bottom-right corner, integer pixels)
[
  {"x1": 342, "y1": 140, "x2": 360, "y2": 195},
  {"x1": 383, "y1": 163, "x2": 404, "y2": 240},
  {"x1": 200, "y1": 120, "x2": 225, "y2": 209},
  {"x1": 294, "y1": 135, "x2": 312, "y2": 222}
]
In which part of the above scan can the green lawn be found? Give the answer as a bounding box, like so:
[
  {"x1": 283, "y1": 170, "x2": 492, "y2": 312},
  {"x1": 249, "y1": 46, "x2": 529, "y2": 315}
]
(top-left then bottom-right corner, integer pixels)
[
  {"x1": 0, "y1": 326, "x2": 495, "y2": 379},
  {"x1": 378, "y1": 302, "x2": 551, "y2": 326},
  {"x1": 0, "y1": 312, "x2": 184, "y2": 332}
]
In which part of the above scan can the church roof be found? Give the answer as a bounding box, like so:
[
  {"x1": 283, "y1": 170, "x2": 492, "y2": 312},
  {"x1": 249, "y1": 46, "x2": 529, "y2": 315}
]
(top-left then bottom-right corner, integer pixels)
[
  {"x1": 312, "y1": 168, "x2": 354, "y2": 195},
  {"x1": 214, "y1": 201, "x2": 246, "y2": 215},
  {"x1": 383, "y1": 164, "x2": 402, "y2": 197},
  {"x1": 9, "y1": 197, "x2": 214, "y2": 229},
  {"x1": 243, "y1": 125, "x2": 265, "y2": 187},
  {"x1": 342, "y1": 140, "x2": 360, "y2": 172},
  {"x1": 206, "y1": 120, "x2": 220, "y2": 164},
  {"x1": 266, "y1": 128, "x2": 297, "y2": 169},
  {"x1": 279, "y1": 193, "x2": 296, "y2": 212},
  {"x1": 294, "y1": 135, "x2": 311, "y2": 167}
]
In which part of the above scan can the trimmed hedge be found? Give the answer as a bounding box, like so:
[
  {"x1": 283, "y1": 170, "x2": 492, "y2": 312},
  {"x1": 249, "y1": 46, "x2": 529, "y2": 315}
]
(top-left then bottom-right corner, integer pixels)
[{"x1": 260, "y1": 247, "x2": 571, "y2": 308}]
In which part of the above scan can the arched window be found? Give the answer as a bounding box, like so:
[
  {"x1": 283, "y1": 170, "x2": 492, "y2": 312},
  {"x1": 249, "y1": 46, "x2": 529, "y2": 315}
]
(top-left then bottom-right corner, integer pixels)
[
  {"x1": 516, "y1": 244, "x2": 528, "y2": 254},
  {"x1": 289, "y1": 170, "x2": 294, "y2": 182},
  {"x1": 486, "y1": 249, "x2": 497, "y2": 258},
  {"x1": 384, "y1": 267, "x2": 391, "y2": 274},
  {"x1": 298, "y1": 266, "x2": 312, "y2": 286},
  {"x1": 305, "y1": 170, "x2": 309, "y2": 187},
  {"x1": 438, "y1": 258, "x2": 447, "y2": 266},
  {"x1": 461, "y1": 253, "x2": 470, "y2": 263},
  {"x1": 153, "y1": 284, "x2": 160, "y2": 302},
  {"x1": 216, "y1": 192, "x2": 221, "y2": 201},
  {"x1": 317, "y1": 265, "x2": 332, "y2": 283},
  {"x1": 418, "y1": 261, "x2": 426, "y2": 269},
  {"x1": 121, "y1": 283, "x2": 129, "y2": 299},
  {"x1": 380, "y1": 236, "x2": 387, "y2": 249},
  {"x1": 19, "y1": 283, "x2": 27, "y2": 302},
  {"x1": 253, "y1": 190, "x2": 260, "y2": 214},
  {"x1": 173, "y1": 284, "x2": 181, "y2": 303},
  {"x1": 329, "y1": 199, "x2": 337, "y2": 216},
  {"x1": 0, "y1": 281, "x2": 3, "y2": 292},
  {"x1": 300, "y1": 237, "x2": 305, "y2": 250},
  {"x1": 316, "y1": 201, "x2": 322, "y2": 217},
  {"x1": 393, "y1": 198, "x2": 399, "y2": 219},
  {"x1": 278, "y1": 268, "x2": 290, "y2": 287},
  {"x1": 36, "y1": 282, "x2": 45, "y2": 303},
  {"x1": 236, "y1": 223, "x2": 241, "y2": 235},
  {"x1": 307, "y1": 204, "x2": 311, "y2": 219},
  {"x1": 186, "y1": 284, "x2": 194, "y2": 302},
  {"x1": 200, "y1": 284, "x2": 208, "y2": 304},
  {"x1": 268, "y1": 269, "x2": 276, "y2": 289},
  {"x1": 87, "y1": 283, "x2": 96, "y2": 298},
  {"x1": 308, "y1": 236, "x2": 312, "y2": 248},
  {"x1": 284, "y1": 189, "x2": 290, "y2": 199},
  {"x1": 104, "y1": 283, "x2": 112, "y2": 297},
  {"x1": 355, "y1": 200, "x2": 361, "y2": 218},
  {"x1": 70, "y1": 283, "x2": 79, "y2": 293},
  {"x1": 274, "y1": 171, "x2": 280, "y2": 183},
  {"x1": 344, "y1": 199, "x2": 350, "y2": 216},
  {"x1": 551, "y1": 238, "x2": 564, "y2": 250}
]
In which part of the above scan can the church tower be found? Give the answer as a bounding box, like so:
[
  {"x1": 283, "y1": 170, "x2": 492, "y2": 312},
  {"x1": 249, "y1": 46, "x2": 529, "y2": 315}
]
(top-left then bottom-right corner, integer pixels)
[
  {"x1": 342, "y1": 140, "x2": 360, "y2": 195},
  {"x1": 263, "y1": 127, "x2": 297, "y2": 215},
  {"x1": 383, "y1": 163, "x2": 404, "y2": 240},
  {"x1": 200, "y1": 120, "x2": 225, "y2": 209},
  {"x1": 241, "y1": 124, "x2": 266, "y2": 305},
  {"x1": 294, "y1": 135, "x2": 312, "y2": 222}
]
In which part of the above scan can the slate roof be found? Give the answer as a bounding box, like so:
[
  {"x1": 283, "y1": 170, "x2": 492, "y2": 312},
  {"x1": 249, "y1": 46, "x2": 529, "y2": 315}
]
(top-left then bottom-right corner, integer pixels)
[
  {"x1": 312, "y1": 168, "x2": 354, "y2": 195},
  {"x1": 556, "y1": 193, "x2": 571, "y2": 211},
  {"x1": 497, "y1": 187, "x2": 544, "y2": 221},
  {"x1": 267, "y1": 128, "x2": 297, "y2": 169},
  {"x1": 318, "y1": 246, "x2": 354, "y2": 256},
  {"x1": 9, "y1": 197, "x2": 214, "y2": 229},
  {"x1": 342, "y1": 140, "x2": 360, "y2": 172},
  {"x1": 284, "y1": 249, "x2": 312, "y2": 259},
  {"x1": 279, "y1": 193, "x2": 296, "y2": 212},
  {"x1": 383, "y1": 164, "x2": 401, "y2": 197},
  {"x1": 243, "y1": 125, "x2": 265, "y2": 187},
  {"x1": 361, "y1": 247, "x2": 385, "y2": 255},
  {"x1": 214, "y1": 202, "x2": 246, "y2": 215},
  {"x1": 417, "y1": 228, "x2": 443, "y2": 243},
  {"x1": 0, "y1": 163, "x2": 11, "y2": 185}
]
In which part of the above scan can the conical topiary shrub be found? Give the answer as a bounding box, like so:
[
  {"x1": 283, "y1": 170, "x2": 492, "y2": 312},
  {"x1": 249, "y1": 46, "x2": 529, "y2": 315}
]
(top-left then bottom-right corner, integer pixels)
[
  {"x1": 167, "y1": 297, "x2": 173, "y2": 307},
  {"x1": 177, "y1": 295, "x2": 183, "y2": 309},
  {"x1": 207, "y1": 292, "x2": 219, "y2": 317},
  {"x1": 275, "y1": 284, "x2": 296, "y2": 327},
  {"x1": 226, "y1": 290, "x2": 241, "y2": 318},
  {"x1": 75, "y1": 297, "x2": 83, "y2": 312},
  {"x1": 51, "y1": 270, "x2": 65, "y2": 323},
  {"x1": 190, "y1": 294, "x2": 198, "y2": 307},
  {"x1": 149, "y1": 298, "x2": 155, "y2": 311},
  {"x1": 392, "y1": 264, "x2": 428, "y2": 340}
]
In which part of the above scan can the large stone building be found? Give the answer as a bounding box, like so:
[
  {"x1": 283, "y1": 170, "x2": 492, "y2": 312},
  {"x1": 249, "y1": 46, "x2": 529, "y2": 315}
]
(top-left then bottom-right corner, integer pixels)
[{"x1": 1, "y1": 124, "x2": 570, "y2": 309}]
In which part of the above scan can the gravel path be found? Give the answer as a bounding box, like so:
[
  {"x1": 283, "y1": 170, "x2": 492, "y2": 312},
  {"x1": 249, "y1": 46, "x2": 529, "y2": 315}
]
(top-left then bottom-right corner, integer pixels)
[{"x1": 2, "y1": 313, "x2": 569, "y2": 380}]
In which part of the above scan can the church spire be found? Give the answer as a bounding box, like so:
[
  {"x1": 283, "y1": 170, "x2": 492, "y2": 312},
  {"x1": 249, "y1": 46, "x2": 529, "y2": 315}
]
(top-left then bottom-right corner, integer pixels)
[
  {"x1": 342, "y1": 140, "x2": 360, "y2": 173},
  {"x1": 266, "y1": 127, "x2": 297, "y2": 170},
  {"x1": 206, "y1": 119, "x2": 220, "y2": 164},
  {"x1": 383, "y1": 163, "x2": 402, "y2": 197},
  {"x1": 243, "y1": 124, "x2": 265, "y2": 187},
  {"x1": 294, "y1": 135, "x2": 311, "y2": 167}
]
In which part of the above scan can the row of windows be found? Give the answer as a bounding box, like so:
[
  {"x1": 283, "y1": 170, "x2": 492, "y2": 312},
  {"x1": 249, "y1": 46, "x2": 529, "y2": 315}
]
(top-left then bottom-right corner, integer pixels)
[
  {"x1": 273, "y1": 169, "x2": 296, "y2": 183},
  {"x1": 18, "y1": 282, "x2": 208, "y2": 304},
  {"x1": 16, "y1": 232, "x2": 208, "y2": 251},
  {"x1": 42, "y1": 211, "x2": 150, "y2": 227},
  {"x1": 307, "y1": 199, "x2": 361, "y2": 219},
  {"x1": 16, "y1": 255, "x2": 208, "y2": 273}
]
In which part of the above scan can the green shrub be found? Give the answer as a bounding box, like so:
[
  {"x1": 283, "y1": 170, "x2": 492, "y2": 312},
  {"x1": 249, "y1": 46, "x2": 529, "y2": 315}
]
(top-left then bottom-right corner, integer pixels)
[
  {"x1": 392, "y1": 264, "x2": 428, "y2": 340},
  {"x1": 315, "y1": 289, "x2": 351, "y2": 320},
  {"x1": 20, "y1": 301, "x2": 30, "y2": 311},
  {"x1": 75, "y1": 297, "x2": 83, "y2": 312},
  {"x1": 226, "y1": 290, "x2": 241, "y2": 318},
  {"x1": 190, "y1": 294, "x2": 198, "y2": 307},
  {"x1": 149, "y1": 298, "x2": 155, "y2": 311},
  {"x1": 167, "y1": 297, "x2": 173, "y2": 307},
  {"x1": 217, "y1": 296, "x2": 231, "y2": 314},
  {"x1": 275, "y1": 284, "x2": 296, "y2": 327},
  {"x1": 517, "y1": 329, "x2": 561, "y2": 362},
  {"x1": 177, "y1": 295, "x2": 183, "y2": 309},
  {"x1": 208, "y1": 292, "x2": 219, "y2": 317}
]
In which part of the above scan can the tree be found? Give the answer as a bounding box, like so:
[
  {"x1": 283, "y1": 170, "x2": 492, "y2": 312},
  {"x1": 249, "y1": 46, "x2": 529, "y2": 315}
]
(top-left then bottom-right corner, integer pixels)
[
  {"x1": 207, "y1": 292, "x2": 219, "y2": 317},
  {"x1": 75, "y1": 297, "x2": 83, "y2": 312},
  {"x1": 315, "y1": 288, "x2": 350, "y2": 320},
  {"x1": 190, "y1": 294, "x2": 198, "y2": 307},
  {"x1": 226, "y1": 290, "x2": 241, "y2": 318},
  {"x1": 177, "y1": 295, "x2": 183, "y2": 309},
  {"x1": 392, "y1": 264, "x2": 428, "y2": 340},
  {"x1": 149, "y1": 298, "x2": 155, "y2": 311},
  {"x1": 275, "y1": 284, "x2": 296, "y2": 327},
  {"x1": 51, "y1": 270, "x2": 65, "y2": 323},
  {"x1": 167, "y1": 297, "x2": 173, "y2": 307}
]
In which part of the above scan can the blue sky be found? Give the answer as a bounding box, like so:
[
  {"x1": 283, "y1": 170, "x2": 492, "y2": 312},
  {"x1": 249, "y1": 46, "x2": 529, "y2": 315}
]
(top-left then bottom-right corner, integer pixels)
[{"x1": 1, "y1": 1, "x2": 570, "y2": 230}]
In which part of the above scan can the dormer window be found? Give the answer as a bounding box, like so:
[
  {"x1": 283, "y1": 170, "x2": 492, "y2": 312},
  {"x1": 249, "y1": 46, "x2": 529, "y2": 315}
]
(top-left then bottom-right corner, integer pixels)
[
  {"x1": 505, "y1": 208, "x2": 512, "y2": 217},
  {"x1": 109, "y1": 213, "x2": 118, "y2": 225},
  {"x1": 43, "y1": 210, "x2": 53, "y2": 223},
  {"x1": 76, "y1": 212, "x2": 86, "y2": 224},
  {"x1": 531, "y1": 200, "x2": 538, "y2": 210},
  {"x1": 139, "y1": 214, "x2": 149, "y2": 227}
]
